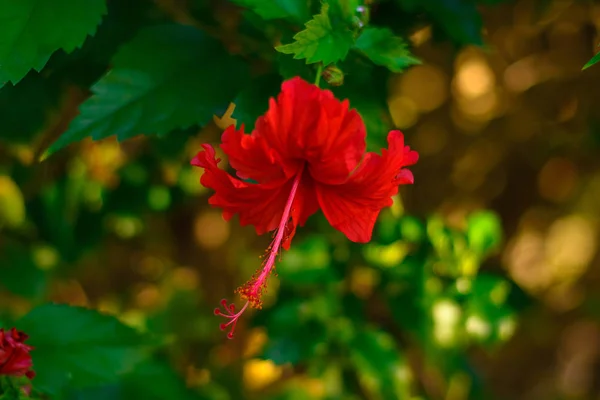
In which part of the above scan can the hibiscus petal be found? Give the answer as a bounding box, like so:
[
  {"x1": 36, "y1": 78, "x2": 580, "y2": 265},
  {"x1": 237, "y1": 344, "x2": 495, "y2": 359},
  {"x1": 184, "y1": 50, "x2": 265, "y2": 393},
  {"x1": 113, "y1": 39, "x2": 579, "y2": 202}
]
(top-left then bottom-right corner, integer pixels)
[
  {"x1": 220, "y1": 124, "x2": 297, "y2": 184},
  {"x1": 191, "y1": 145, "x2": 317, "y2": 243},
  {"x1": 316, "y1": 130, "x2": 419, "y2": 243},
  {"x1": 254, "y1": 77, "x2": 366, "y2": 185}
]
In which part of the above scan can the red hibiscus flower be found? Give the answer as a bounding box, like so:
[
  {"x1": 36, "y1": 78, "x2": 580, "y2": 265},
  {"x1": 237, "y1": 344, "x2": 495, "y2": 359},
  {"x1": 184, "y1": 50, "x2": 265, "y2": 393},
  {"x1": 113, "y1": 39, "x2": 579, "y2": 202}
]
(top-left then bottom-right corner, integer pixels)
[
  {"x1": 0, "y1": 328, "x2": 35, "y2": 379},
  {"x1": 191, "y1": 77, "x2": 418, "y2": 338}
]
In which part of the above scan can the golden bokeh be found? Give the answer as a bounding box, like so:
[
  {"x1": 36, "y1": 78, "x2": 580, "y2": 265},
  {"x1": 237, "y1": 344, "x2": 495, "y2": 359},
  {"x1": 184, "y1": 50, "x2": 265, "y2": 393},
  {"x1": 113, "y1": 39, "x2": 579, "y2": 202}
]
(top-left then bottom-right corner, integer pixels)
[
  {"x1": 538, "y1": 157, "x2": 579, "y2": 202},
  {"x1": 393, "y1": 64, "x2": 449, "y2": 113},
  {"x1": 193, "y1": 211, "x2": 230, "y2": 249},
  {"x1": 243, "y1": 359, "x2": 283, "y2": 391}
]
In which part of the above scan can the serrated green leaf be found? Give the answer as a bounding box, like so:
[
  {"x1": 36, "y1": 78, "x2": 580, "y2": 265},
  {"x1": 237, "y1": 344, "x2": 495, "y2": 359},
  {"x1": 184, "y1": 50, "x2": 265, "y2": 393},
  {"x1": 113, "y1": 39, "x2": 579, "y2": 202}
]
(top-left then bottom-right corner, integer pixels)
[
  {"x1": 0, "y1": 0, "x2": 107, "y2": 87},
  {"x1": 231, "y1": 0, "x2": 309, "y2": 22},
  {"x1": 276, "y1": 4, "x2": 355, "y2": 65},
  {"x1": 48, "y1": 24, "x2": 248, "y2": 154},
  {"x1": 583, "y1": 50, "x2": 600, "y2": 70},
  {"x1": 354, "y1": 27, "x2": 420, "y2": 72},
  {"x1": 18, "y1": 304, "x2": 154, "y2": 396}
]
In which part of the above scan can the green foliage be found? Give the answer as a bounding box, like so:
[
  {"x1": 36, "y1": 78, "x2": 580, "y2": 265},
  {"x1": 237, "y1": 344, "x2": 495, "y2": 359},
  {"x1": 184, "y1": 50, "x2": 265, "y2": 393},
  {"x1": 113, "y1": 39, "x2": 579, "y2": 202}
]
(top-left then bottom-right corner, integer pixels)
[
  {"x1": 18, "y1": 304, "x2": 154, "y2": 396},
  {"x1": 230, "y1": 0, "x2": 310, "y2": 22},
  {"x1": 48, "y1": 24, "x2": 248, "y2": 154},
  {"x1": 276, "y1": 4, "x2": 355, "y2": 65},
  {"x1": 0, "y1": 72, "x2": 62, "y2": 144},
  {"x1": 350, "y1": 328, "x2": 412, "y2": 399},
  {"x1": 0, "y1": 0, "x2": 106, "y2": 87},
  {"x1": 354, "y1": 27, "x2": 421, "y2": 72}
]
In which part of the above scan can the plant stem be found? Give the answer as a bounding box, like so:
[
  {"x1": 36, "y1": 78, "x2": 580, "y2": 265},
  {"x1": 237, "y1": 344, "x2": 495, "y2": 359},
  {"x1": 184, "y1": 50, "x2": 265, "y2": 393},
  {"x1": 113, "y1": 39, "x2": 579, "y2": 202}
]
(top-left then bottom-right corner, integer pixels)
[{"x1": 315, "y1": 63, "x2": 323, "y2": 87}]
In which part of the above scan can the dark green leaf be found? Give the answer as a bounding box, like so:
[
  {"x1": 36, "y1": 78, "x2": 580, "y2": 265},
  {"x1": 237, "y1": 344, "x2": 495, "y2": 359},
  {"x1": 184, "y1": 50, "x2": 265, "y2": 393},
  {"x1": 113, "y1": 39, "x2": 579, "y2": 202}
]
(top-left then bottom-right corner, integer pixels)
[
  {"x1": 430, "y1": 0, "x2": 483, "y2": 45},
  {"x1": 19, "y1": 304, "x2": 153, "y2": 395},
  {"x1": 231, "y1": 0, "x2": 309, "y2": 22},
  {"x1": 0, "y1": 0, "x2": 107, "y2": 87},
  {"x1": 233, "y1": 73, "x2": 282, "y2": 131},
  {"x1": 277, "y1": 53, "x2": 315, "y2": 81},
  {"x1": 396, "y1": 0, "x2": 483, "y2": 45},
  {"x1": 48, "y1": 24, "x2": 248, "y2": 154},
  {"x1": 276, "y1": 4, "x2": 355, "y2": 65},
  {"x1": 68, "y1": 360, "x2": 203, "y2": 400},
  {"x1": 0, "y1": 72, "x2": 62, "y2": 144},
  {"x1": 120, "y1": 360, "x2": 204, "y2": 400},
  {"x1": 354, "y1": 27, "x2": 421, "y2": 72},
  {"x1": 331, "y1": 56, "x2": 392, "y2": 149}
]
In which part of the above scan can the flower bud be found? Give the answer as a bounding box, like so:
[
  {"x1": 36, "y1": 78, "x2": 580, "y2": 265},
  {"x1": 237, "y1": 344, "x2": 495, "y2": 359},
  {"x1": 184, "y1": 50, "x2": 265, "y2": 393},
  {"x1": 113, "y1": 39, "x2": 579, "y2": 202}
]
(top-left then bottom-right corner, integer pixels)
[{"x1": 323, "y1": 65, "x2": 344, "y2": 87}]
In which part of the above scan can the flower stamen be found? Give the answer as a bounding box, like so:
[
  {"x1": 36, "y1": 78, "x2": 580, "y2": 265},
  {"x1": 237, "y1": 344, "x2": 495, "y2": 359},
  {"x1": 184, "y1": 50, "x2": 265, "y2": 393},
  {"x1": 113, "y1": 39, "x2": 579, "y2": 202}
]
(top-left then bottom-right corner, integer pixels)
[
  {"x1": 214, "y1": 299, "x2": 249, "y2": 339},
  {"x1": 236, "y1": 167, "x2": 304, "y2": 309},
  {"x1": 214, "y1": 167, "x2": 305, "y2": 339}
]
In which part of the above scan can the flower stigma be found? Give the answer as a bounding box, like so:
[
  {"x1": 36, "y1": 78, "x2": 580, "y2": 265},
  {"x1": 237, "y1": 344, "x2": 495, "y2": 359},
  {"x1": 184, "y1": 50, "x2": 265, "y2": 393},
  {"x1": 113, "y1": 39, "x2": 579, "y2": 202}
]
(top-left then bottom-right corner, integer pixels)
[{"x1": 214, "y1": 165, "x2": 305, "y2": 338}]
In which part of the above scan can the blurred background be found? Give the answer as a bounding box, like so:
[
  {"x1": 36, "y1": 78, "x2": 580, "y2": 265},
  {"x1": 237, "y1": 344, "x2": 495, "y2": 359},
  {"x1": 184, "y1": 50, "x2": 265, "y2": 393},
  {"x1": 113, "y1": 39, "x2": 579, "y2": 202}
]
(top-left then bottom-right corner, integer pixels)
[{"x1": 2, "y1": 0, "x2": 600, "y2": 399}]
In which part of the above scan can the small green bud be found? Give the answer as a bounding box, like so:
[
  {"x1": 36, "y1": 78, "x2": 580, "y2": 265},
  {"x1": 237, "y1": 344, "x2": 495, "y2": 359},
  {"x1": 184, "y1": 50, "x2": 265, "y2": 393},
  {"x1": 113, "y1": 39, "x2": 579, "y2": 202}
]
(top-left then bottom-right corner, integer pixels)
[{"x1": 323, "y1": 64, "x2": 344, "y2": 86}]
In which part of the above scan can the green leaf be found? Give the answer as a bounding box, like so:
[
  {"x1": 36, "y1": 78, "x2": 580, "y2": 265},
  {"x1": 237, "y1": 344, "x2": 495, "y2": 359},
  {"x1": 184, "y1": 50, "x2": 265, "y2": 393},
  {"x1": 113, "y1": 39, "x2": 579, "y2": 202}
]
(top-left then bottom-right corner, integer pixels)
[
  {"x1": 67, "y1": 360, "x2": 203, "y2": 400},
  {"x1": 48, "y1": 24, "x2": 248, "y2": 154},
  {"x1": 349, "y1": 328, "x2": 412, "y2": 399},
  {"x1": 466, "y1": 211, "x2": 502, "y2": 257},
  {"x1": 354, "y1": 27, "x2": 421, "y2": 72},
  {"x1": 430, "y1": 0, "x2": 483, "y2": 45},
  {"x1": 276, "y1": 4, "x2": 355, "y2": 65},
  {"x1": 0, "y1": 0, "x2": 107, "y2": 87},
  {"x1": 233, "y1": 73, "x2": 282, "y2": 131},
  {"x1": 0, "y1": 72, "x2": 62, "y2": 145},
  {"x1": 230, "y1": 0, "x2": 309, "y2": 22},
  {"x1": 331, "y1": 55, "x2": 392, "y2": 150},
  {"x1": 583, "y1": 50, "x2": 600, "y2": 70},
  {"x1": 120, "y1": 360, "x2": 204, "y2": 400},
  {"x1": 19, "y1": 304, "x2": 153, "y2": 396}
]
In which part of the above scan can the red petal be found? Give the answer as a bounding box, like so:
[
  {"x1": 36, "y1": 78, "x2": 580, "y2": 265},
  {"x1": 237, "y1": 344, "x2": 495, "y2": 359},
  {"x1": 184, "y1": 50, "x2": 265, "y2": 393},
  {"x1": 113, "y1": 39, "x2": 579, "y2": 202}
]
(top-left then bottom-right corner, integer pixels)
[
  {"x1": 191, "y1": 145, "x2": 317, "y2": 241},
  {"x1": 220, "y1": 124, "x2": 298, "y2": 183},
  {"x1": 316, "y1": 131, "x2": 419, "y2": 243},
  {"x1": 254, "y1": 77, "x2": 366, "y2": 185},
  {"x1": 191, "y1": 144, "x2": 290, "y2": 234}
]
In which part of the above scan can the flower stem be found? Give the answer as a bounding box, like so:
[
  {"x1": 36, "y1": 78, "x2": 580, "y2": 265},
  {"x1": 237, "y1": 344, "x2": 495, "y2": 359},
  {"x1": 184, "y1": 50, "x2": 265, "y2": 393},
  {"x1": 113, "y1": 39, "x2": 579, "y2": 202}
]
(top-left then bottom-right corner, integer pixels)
[{"x1": 315, "y1": 63, "x2": 323, "y2": 87}]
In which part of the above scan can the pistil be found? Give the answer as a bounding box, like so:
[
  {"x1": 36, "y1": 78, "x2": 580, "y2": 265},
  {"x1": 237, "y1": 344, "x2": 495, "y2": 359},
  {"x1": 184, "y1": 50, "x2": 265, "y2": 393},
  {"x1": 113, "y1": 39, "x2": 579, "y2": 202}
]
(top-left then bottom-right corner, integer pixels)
[{"x1": 215, "y1": 166, "x2": 304, "y2": 338}]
